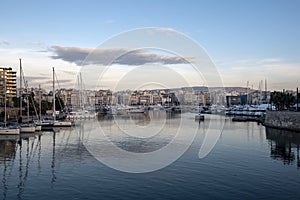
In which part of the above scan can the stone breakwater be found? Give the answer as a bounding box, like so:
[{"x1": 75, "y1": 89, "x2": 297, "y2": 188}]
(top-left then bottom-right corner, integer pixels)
[{"x1": 264, "y1": 111, "x2": 300, "y2": 132}]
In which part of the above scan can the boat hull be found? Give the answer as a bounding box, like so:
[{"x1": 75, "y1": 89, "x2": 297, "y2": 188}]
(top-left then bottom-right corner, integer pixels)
[
  {"x1": 53, "y1": 121, "x2": 74, "y2": 127},
  {"x1": 0, "y1": 128, "x2": 20, "y2": 135},
  {"x1": 20, "y1": 126, "x2": 36, "y2": 133},
  {"x1": 35, "y1": 125, "x2": 42, "y2": 131}
]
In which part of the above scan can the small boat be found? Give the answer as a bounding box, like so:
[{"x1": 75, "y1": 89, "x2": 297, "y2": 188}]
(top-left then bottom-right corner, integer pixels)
[
  {"x1": 53, "y1": 120, "x2": 74, "y2": 127},
  {"x1": 0, "y1": 126, "x2": 20, "y2": 135},
  {"x1": 35, "y1": 125, "x2": 42, "y2": 131},
  {"x1": 67, "y1": 110, "x2": 96, "y2": 120},
  {"x1": 127, "y1": 107, "x2": 146, "y2": 113},
  {"x1": 36, "y1": 120, "x2": 54, "y2": 131},
  {"x1": 20, "y1": 123, "x2": 36, "y2": 133},
  {"x1": 51, "y1": 67, "x2": 74, "y2": 128},
  {"x1": 18, "y1": 59, "x2": 36, "y2": 133}
]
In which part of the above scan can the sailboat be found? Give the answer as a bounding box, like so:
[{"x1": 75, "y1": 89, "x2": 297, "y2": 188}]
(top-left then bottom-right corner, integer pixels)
[
  {"x1": 19, "y1": 96, "x2": 36, "y2": 133},
  {"x1": 0, "y1": 77, "x2": 20, "y2": 135},
  {"x1": 19, "y1": 59, "x2": 36, "y2": 133},
  {"x1": 52, "y1": 67, "x2": 74, "y2": 127},
  {"x1": 33, "y1": 85, "x2": 43, "y2": 131},
  {"x1": 66, "y1": 72, "x2": 96, "y2": 120}
]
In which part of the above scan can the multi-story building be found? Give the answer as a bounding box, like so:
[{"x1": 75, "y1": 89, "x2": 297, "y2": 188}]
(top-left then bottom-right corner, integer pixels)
[
  {"x1": 152, "y1": 92, "x2": 162, "y2": 105},
  {"x1": 0, "y1": 67, "x2": 17, "y2": 106},
  {"x1": 95, "y1": 90, "x2": 112, "y2": 106}
]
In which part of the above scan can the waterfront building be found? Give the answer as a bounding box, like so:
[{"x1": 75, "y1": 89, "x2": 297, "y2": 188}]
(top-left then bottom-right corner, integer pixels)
[
  {"x1": 184, "y1": 92, "x2": 194, "y2": 105},
  {"x1": 122, "y1": 93, "x2": 131, "y2": 105},
  {"x1": 226, "y1": 95, "x2": 241, "y2": 107},
  {"x1": 152, "y1": 92, "x2": 162, "y2": 105},
  {"x1": 95, "y1": 90, "x2": 112, "y2": 106},
  {"x1": 0, "y1": 67, "x2": 17, "y2": 106},
  {"x1": 129, "y1": 92, "x2": 139, "y2": 105},
  {"x1": 139, "y1": 91, "x2": 151, "y2": 105}
]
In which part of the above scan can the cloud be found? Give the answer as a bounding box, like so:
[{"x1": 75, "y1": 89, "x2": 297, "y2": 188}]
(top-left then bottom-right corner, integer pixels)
[
  {"x1": 50, "y1": 46, "x2": 189, "y2": 66},
  {"x1": 0, "y1": 40, "x2": 10, "y2": 46},
  {"x1": 44, "y1": 79, "x2": 73, "y2": 84}
]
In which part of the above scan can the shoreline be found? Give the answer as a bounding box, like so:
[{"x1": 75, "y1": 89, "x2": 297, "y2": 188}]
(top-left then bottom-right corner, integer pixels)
[{"x1": 264, "y1": 110, "x2": 300, "y2": 132}]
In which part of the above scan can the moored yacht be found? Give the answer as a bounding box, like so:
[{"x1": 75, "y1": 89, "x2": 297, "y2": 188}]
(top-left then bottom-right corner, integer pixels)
[
  {"x1": 51, "y1": 67, "x2": 74, "y2": 128},
  {"x1": 0, "y1": 126, "x2": 20, "y2": 135},
  {"x1": 20, "y1": 123, "x2": 36, "y2": 133},
  {"x1": 53, "y1": 120, "x2": 74, "y2": 127}
]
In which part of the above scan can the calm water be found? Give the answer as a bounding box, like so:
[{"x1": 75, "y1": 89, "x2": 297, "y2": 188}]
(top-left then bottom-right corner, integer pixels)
[{"x1": 1, "y1": 111, "x2": 300, "y2": 200}]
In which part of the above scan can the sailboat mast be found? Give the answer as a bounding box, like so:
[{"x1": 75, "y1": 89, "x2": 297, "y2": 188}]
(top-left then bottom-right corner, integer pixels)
[
  {"x1": 80, "y1": 72, "x2": 83, "y2": 109},
  {"x1": 19, "y1": 58, "x2": 22, "y2": 118},
  {"x1": 53, "y1": 67, "x2": 56, "y2": 121},
  {"x1": 4, "y1": 77, "x2": 7, "y2": 127},
  {"x1": 26, "y1": 81, "x2": 29, "y2": 124},
  {"x1": 265, "y1": 79, "x2": 267, "y2": 103},
  {"x1": 39, "y1": 84, "x2": 42, "y2": 122}
]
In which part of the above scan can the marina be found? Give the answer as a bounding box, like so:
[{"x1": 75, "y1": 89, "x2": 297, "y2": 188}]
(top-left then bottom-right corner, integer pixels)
[
  {"x1": 1, "y1": 1, "x2": 300, "y2": 199},
  {"x1": 1, "y1": 112, "x2": 300, "y2": 199}
]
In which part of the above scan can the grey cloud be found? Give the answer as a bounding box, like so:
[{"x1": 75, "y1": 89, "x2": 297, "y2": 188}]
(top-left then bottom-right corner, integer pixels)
[
  {"x1": 0, "y1": 40, "x2": 10, "y2": 46},
  {"x1": 50, "y1": 46, "x2": 189, "y2": 66},
  {"x1": 44, "y1": 79, "x2": 73, "y2": 84}
]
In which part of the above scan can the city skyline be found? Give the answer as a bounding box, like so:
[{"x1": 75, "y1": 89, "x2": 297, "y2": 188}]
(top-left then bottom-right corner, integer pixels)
[{"x1": 0, "y1": 0, "x2": 299, "y2": 90}]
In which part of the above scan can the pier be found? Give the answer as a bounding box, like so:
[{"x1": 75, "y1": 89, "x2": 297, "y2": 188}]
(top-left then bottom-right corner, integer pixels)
[{"x1": 264, "y1": 111, "x2": 300, "y2": 132}]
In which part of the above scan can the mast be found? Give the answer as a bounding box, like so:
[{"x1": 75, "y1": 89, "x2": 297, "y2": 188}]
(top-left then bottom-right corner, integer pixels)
[
  {"x1": 19, "y1": 58, "x2": 22, "y2": 118},
  {"x1": 53, "y1": 67, "x2": 56, "y2": 121},
  {"x1": 77, "y1": 74, "x2": 81, "y2": 110},
  {"x1": 4, "y1": 77, "x2": 7, "y2": 127},
  {"x1": 39, "y1": 84, "x2": 42, "y2": 122},
  {"x1": 26, "y1": 81, "x2": 29, "y2": 124},
  {"x1": 246, "y1": 80, "x2": 249, "y2": 105},
  {"x1": 297, "y1": 87, "x2": 299, "y2": 112},
  {"x1": 265, "y1": 79, "x2": 267, "y2": 103},
  {"x1": 80, "y1": 72, "x2": 83, "y2": 109}
]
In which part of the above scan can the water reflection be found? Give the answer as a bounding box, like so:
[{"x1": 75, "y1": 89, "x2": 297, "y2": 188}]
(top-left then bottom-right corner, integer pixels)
[
  {"x1": 0, "y1": 115, "x2": 299, "y2": 199},
  {"x1": 266, "y1": 127, "x2": 300, "y2": 168},
  {"x1": 0, "y1": 135, "x2": 18, "y2": 161},
  {"x1": 0, "y1": 135, "x2": 18, "y2": 200},
  {"x1": 96, "y1": 111, "x2": 182, "y2": 153}
]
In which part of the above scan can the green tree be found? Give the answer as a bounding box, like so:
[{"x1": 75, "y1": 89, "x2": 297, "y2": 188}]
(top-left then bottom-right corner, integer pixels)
[{"x1": 270, "y1": 91, "x2": 295, "y2": 110}]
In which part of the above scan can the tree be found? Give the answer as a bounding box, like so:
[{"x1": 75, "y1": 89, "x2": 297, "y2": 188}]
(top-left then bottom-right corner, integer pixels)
[{"x1": 270, "y1": 91, "x2": 295, "y2": 110}]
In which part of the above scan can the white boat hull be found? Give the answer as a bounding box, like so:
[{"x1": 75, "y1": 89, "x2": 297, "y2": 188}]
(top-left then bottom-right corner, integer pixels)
[
  {"x1": 53, "y1": 121, "x2": 74, "y2": 127},
  {"x1": 0, "y1": 128, "x2": 20, "y2": 135},
  {"x1": 35, "y1": 125, "x2": 42, "y2": 131},
  {"x1": 20, "y1": 126, "x2": 36, "y2": 133}
]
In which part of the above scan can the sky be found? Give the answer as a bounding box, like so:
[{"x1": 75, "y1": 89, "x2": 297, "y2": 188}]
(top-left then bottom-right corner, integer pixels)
[{"x1": 0, "y1": 0, "x2": 299, "y2": 91}]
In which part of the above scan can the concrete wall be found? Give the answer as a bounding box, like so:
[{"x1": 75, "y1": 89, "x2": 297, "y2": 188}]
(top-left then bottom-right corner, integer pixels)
[{"x1": 265, "y1": 111, "x2": 300, "y2": 132}]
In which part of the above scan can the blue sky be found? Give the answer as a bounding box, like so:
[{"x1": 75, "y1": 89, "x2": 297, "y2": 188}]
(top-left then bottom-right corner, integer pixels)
[{"x1": 0, "y1": 0, "x2": 299, "y2": 90}]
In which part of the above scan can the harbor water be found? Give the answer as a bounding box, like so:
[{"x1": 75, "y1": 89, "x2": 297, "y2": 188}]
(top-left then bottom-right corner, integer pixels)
[{"x1": 1, "y1": 111, "x2": 300, "y2": 200}]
